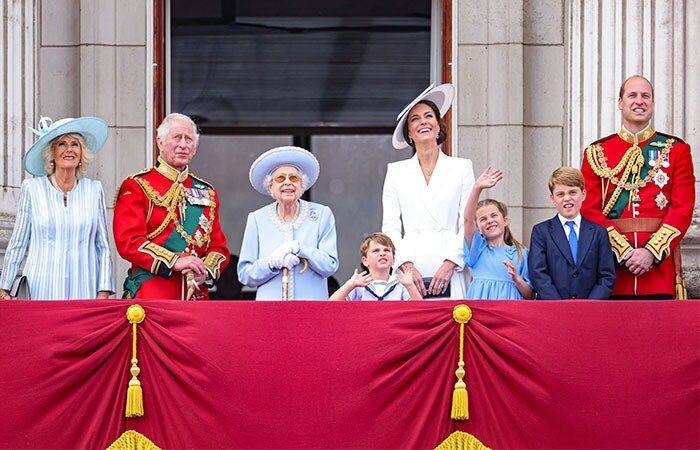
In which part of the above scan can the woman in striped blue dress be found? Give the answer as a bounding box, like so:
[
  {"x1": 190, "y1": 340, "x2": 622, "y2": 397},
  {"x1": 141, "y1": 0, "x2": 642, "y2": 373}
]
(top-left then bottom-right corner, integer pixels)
[{"x1": 0, "y1": 116, "x2": 114, "y2": 300}]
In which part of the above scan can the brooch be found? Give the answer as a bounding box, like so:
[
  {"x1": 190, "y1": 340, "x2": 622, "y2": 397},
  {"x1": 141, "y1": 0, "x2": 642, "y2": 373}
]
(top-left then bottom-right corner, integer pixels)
[
  {"x1": 309, "y1": 209, "x2": 318, "y2": 222},
  {"x1": 653, "y1": 169, "x2": 669, "y2": 189},
  {"x1": 655, "y1": 192, "x2": 668, "y2": 210}
]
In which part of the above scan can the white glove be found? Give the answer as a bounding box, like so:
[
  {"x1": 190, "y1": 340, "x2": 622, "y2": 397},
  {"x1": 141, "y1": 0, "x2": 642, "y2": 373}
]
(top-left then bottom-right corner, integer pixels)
[
  {"x1": 282, "y1": 253, "x2": 300, "y2": 270},
  {"x1": 268, "y1": 240, "x2": 301, "y2": 270}
]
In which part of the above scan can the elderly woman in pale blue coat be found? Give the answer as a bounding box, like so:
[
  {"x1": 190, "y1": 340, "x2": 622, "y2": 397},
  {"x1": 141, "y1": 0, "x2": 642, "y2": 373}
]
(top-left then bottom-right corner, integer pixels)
[{"x1": 238, "y1": 146, "x2": 338, "y2": 300}]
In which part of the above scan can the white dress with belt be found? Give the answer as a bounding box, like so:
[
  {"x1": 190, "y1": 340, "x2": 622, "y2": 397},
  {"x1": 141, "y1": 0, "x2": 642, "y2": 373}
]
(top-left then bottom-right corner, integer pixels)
[{"x1": 382, "y1": 151, "x2": 475, "y2": 299}]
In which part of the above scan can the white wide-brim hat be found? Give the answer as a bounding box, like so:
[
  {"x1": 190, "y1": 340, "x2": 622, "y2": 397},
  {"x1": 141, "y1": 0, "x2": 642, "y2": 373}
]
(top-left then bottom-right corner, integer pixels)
[
  {"x1": 249, "y1": 146, "x2": 320, "y2": 195},
  {"x1": 24, "y1": 116, "x2": 109, "y2": 176},
  {"x1": 391, "y1": 83, "x2": 455, "y2": 150}
]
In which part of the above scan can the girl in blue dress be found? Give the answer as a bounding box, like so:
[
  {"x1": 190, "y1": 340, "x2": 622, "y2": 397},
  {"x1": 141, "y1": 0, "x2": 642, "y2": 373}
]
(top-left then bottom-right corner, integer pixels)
[{"x1": 463, "y1": 168, "x2": 534, "y2": 300}]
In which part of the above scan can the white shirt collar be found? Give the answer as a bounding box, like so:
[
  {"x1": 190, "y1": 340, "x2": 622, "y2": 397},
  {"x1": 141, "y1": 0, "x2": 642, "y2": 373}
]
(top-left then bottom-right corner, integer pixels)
[{"x1": 558, "y1": 213, "x2": 581, "y2": 230}]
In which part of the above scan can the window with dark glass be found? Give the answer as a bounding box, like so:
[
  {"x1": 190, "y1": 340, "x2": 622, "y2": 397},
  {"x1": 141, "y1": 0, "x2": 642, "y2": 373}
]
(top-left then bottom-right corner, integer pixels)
[{"x1": 170, "y1": 0, "x2": 431, "y2": 132}]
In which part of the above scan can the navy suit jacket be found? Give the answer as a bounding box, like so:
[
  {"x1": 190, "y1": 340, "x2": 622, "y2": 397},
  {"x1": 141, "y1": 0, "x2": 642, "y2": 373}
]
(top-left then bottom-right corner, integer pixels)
[{"x1": 528, "y1": 215, "x2": 616, "y2": 299}]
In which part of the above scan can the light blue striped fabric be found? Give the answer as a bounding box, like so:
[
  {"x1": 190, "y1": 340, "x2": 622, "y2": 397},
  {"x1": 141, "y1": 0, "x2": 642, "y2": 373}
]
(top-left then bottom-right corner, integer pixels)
[{"x1": 0, "y1": 177, "x2": 114, "y2": 299}]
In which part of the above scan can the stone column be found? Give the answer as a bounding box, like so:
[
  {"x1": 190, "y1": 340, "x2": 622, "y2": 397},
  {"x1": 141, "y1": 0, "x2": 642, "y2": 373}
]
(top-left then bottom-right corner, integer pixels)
[
  {"x1": 567, "y1": 0, "x2": 700, "y2": 296},
  {"x1": 455, "y1": 0, "x2": 527, "y2": 239},
  {"x1": 523, "y1": 0, "x2": 566, "y2": 239},
  {"x1": 0, "y1": 0, "x2": 36, "y2": 258},
  {"x1": 77, "y1": 0, "x2": 150, "y2": 292},
  {"x1": 0, "y1": 0, "x2": 36, "y2": 210}
]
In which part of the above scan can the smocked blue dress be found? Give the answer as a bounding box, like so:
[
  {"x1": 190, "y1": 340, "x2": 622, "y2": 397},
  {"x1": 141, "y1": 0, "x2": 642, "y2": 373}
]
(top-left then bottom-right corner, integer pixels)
[{"x1": 464, "y1": 232, "x2": 530, "y2": 300}]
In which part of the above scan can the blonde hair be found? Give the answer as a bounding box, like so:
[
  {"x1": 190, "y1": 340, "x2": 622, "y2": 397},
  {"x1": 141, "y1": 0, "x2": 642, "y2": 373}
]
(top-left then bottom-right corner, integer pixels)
[
  {"x1": 475, "y1": 198, "x2": 525, "y2": 262},
  {"x1": 42, "y1": 133, "x2": 94, "y2": 177},
  {"x1": 548, "y1": 167, "x2": 584, "y2": 193}
]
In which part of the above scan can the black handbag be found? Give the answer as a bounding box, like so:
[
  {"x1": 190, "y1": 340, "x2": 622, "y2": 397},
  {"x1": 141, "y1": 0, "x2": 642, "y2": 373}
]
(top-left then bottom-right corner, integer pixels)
[{"x1": 10, "y1": 275, "x2": 29, "y2": 299}]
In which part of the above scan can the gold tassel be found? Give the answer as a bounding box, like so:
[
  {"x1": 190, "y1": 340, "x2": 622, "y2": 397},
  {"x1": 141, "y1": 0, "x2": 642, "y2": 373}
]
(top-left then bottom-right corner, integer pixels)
[
  {"x1": 125, "y1": 304, "x2": 146, "y2": 418},
  {"x1": 451, "y1": 304, "x2": 472, "y2": 420},
  {"x1": 675, "y1": 275, "x2": 687, "y2": 300}
]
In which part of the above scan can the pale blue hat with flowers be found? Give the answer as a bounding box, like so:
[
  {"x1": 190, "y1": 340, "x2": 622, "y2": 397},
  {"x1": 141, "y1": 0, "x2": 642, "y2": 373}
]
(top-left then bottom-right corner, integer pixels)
[
  {"x1": 249, "y1": 146, "x2": 320, "y2": 195},
  {"x1": 392, "y1": 83, "x2": 454, "y2": 150},
  {"x1": 24, "y1": 116, "x2": 109, "y2": 176}
]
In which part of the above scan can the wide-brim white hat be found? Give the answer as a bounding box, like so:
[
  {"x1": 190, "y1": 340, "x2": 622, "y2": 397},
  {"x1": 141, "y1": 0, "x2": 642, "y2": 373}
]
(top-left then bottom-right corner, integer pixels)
[
  {"x1": 249, "y1": 146, "x2": 320, "y2": 195},
  {"x1": 24, "y1": 116, "x2": 109, "y2": 176},
  {"x1": 391, "y1": 83, "x2": 455, "y2": 150}
]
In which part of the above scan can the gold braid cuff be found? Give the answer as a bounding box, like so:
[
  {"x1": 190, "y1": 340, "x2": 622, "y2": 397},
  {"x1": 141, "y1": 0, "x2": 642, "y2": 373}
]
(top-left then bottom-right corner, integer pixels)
[
  {"x1": 138, "y1": 241, "x2": 178, "y2": 274},
  {"x1": 644, "y1": 224, "x2": 680, "y2": 262},
  {"x1": 203, "y1": 251, "x2": 227, "y2": 280},
  {"x1": 606, "y1": 227, "x2": 633, "y2": 263}
]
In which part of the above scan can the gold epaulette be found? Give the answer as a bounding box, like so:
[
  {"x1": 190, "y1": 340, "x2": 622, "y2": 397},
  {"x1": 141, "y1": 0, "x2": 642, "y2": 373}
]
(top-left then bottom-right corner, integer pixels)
[
  {"x1": 190, "y1": 173, "x2": 214, "y2": 190},
  {"x1": 114, "y1": 168, "x2": 152, "y2": 207},
  {"x1": 586, "y1": 132, "x2": 618, "y2": 147},
  {"x1": 644, "y1": 224, "x2": 681, "y2": 262},
  {"x1": 607, "y1": 226, "x2": 633, "y2": 263},
  {"x1": 656, "y1": 131, "x2": 686, "y2": 144},
  {"x1": 127, "y1": 167, "x2": 152, "y2": 179}
]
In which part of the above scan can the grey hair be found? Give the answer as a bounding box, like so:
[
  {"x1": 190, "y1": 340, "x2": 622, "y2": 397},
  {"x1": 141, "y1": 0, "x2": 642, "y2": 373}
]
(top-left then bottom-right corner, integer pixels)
[
  {"x1": 264, "y1": 165, "x2": 309, "y2": 199},
  {"x1": 156, "y1": 113, "x2": 200, "y2": 145},
  {"x1": 42, "y1": 133, "x2": 94, "y2": 177}
]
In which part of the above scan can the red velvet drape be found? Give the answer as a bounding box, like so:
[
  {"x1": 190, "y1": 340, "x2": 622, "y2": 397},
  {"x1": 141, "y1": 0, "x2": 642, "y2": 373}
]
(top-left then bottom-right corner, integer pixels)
[{"x1": 0, "y1": 300, "x2": 698, "y2": 449}]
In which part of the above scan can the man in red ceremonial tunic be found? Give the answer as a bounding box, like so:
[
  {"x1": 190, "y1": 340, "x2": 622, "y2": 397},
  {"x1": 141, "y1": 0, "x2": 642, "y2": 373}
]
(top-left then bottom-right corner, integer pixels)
[
  {"x1": 114, "y1": 113, "x2": 229, "y2": 299},
  {"x1": 581, "y1": 75, "x2": 695, "y2": 299}
]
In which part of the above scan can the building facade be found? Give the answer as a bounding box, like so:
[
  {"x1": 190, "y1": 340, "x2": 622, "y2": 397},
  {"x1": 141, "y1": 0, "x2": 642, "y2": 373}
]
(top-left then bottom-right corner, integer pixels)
[{"x1": 1, "y1": 0, "x2": 698, "y2": 296}]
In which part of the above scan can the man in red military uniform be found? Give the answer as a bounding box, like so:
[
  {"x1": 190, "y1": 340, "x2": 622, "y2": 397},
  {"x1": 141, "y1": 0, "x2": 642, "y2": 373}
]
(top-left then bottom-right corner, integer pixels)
[
  {"x1": 581, "y1": 75, "x2": 695, "y2": 299},
  {"x1": 114, "y1": 113, "x2": 229, "y2": 299}
]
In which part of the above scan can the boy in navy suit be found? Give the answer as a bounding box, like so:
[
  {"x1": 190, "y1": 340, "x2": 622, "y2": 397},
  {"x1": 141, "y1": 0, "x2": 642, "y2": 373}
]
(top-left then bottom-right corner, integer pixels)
[{"x1": 529, "y1": 167, "x2": 616, "y2": 299}]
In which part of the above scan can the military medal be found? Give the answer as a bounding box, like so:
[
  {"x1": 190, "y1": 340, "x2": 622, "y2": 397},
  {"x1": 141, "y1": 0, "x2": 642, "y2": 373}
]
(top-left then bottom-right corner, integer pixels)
[
  {"x1": 655, "y1": 192, "x2": 668, "y2": 210},
  {"x1": 185, "y1": 187, "x2": 212, "y2": 206},
  {"x1": 648, "y1": 149, "x2": 659, "y2": 166}
]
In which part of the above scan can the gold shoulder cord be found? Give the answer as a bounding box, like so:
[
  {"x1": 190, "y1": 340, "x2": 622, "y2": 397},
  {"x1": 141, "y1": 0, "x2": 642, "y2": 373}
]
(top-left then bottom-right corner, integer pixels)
[
  {"x1": 585, "y1": 144, "x2": 644, "y2": 215},
  {"x1": 585, "y1": 139, "x2": 674, "y2": 216},
  {"x1": 133, "y1": 177, "x2": 217, "y2": 248}
]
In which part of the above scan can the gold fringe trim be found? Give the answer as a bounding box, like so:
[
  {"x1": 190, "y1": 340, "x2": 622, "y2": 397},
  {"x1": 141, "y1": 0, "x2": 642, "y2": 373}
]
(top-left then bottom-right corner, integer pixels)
[
  {"x1": 106, "y1": 430, "x2": 161, "y2": 450},
  {"x1": 451, "y1": 305, "x2": 472, "y2": 420},
  {"x1": 435, "y1": 431, "x2": 490, "y2": 450},
  {"x1": 676, "y1": 275, "x2": 687, "y2": 300},
  {"x1": 125, "y1": 305, "x2": 146, "y2": 418}
]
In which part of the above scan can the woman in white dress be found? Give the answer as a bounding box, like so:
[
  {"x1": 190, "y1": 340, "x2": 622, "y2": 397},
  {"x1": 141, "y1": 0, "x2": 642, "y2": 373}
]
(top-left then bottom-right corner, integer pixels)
[
  {"x1": 0, "y1": 116, "x2": 114, "y2": 300},
  {"x1": 382, "y1": 84, "x2": 475, "y2": 299}
]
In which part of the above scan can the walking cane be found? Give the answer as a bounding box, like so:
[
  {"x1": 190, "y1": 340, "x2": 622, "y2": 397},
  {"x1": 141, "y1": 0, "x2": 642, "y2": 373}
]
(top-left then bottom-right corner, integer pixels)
[
  {"x1": 282, "y1": 268, "x2": 290, "y2": 301},
  {"x1": 281, "y1": 259, "x2": 308, "y2": 301}
]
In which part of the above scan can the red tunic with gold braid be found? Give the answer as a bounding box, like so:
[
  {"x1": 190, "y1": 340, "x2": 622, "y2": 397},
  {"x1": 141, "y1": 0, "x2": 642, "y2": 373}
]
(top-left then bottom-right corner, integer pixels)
[
  {"x1": 113, "y1": 158, "x2": 229, "y2": 299},
  {"x1": 581, "y1": 125, "x2": 695, "y2": 297}
]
